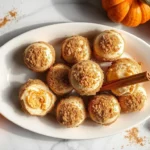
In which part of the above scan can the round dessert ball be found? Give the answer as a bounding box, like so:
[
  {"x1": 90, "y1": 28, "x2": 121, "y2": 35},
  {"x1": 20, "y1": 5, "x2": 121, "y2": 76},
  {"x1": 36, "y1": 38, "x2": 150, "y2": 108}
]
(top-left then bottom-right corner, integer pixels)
[
  {"x1": 69, "y1": 60, "x2": 104, "y2": 95},
  {"x1": 106, "y1": 58, "x2": 142, "y2": 96},
  {"x1": 19, "y1": 79, "x2": 56, "y2": 116},
  {"x1": 56, "y1": 96, "x2": 86, "y2": 127},
  {"x1": 88, "y1": 94, "x2": 120, "y2": 125},
  {"x1": 24, "y1": 41, "x2": 55, "y2": 72},
  {"x1": 47, "y1": 63, "x2": 73, "y2": 95},
  {"x1": 119, "y1": 86, "x2": 147, "y2": 113},
  {"x1": 93, "y1": 30, "x2": 124, "y2": 62},
  {"x1": 61, "y1": 35, "x2": 91, "y2": 64}
]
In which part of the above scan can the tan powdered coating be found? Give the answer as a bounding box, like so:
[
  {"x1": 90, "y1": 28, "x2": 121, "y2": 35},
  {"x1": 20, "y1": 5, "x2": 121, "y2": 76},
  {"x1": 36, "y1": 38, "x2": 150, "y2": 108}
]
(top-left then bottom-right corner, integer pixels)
[
  {"x1": 47, "y1": 63, "x2": 73, "y2": 95},
  {"x1": 119, "y1": 86, "x2": 147, "y2": 113},
  {"x1": 69, "y1": 60, "x2": 104, "y2": 95},
  {"x1": 61, "y1": 35, "x2": 91, "y2": 64},
  {"x1": 56, "y1": 96, "x2": 86, "y2": 127},
  {"x1": 94, "y1": 30, "x2": 124, "y2": 61},
  {"x1": 106, "y1": 58, "x2": 142, "y2": 96},
  {"x1": 19, "y1": 79, "x2": 56, "y2": 116},
  {"x1": 24, "y1": 41, "x2": 55, "y2": 72},
  {"x1": 88, "y1": 94, "x2": 120, "y2": 125}
]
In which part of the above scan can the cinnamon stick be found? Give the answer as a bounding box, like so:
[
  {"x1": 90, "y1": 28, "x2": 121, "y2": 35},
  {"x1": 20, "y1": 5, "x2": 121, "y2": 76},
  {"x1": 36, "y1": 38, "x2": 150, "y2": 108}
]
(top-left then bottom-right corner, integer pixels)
[{"x1": 100, "y1": 71, "x2": 150, "y2": 92}]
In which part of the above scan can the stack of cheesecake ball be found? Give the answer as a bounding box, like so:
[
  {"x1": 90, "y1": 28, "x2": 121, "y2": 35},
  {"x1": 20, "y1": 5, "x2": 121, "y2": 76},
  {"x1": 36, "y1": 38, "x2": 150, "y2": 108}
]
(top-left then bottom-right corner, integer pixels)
[{"x1": 19, "y1": 30, "x2": 147, "y2": 128}]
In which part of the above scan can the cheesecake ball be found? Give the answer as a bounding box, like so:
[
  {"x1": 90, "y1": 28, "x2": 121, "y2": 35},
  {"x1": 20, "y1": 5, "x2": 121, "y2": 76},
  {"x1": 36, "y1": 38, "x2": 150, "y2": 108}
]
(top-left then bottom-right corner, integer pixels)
[
  {"x1": 69, "y1": 60, "x2": 104, "y2": 95},
  {"x1": 119, "y1": 86, "x2": 147, "y2": 113},
  {"x1": 56, "y1": 96, "x2": 86, "y2": 127},
  {"x1": 88, "y1": 94, "x2": 120, "y2": 125},
  {"x1": 19, "y1": 79, "x2": 56, "y2": 116},
  {"x1": 94, "y1": 30, "x2": 124, "y2": 62},
  {"x1": 106, "y1": 58, "x2": 142, "y2": 96},
  {"x1": 24, "y1": 41, "x2": 55, "y2": 72},
  {"x1": 47, "y1": 63, "x2": 73, "y2": 95},
  {"x1": 61, "y1": 35, "x2": 91, "y2": 64}
]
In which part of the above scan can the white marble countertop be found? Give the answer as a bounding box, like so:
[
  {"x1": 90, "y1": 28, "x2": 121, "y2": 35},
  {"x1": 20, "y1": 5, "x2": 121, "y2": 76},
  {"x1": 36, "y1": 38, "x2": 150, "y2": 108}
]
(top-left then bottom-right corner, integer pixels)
[{"x1": 0, "y1": 0, "x2": 150, "y2": 150}]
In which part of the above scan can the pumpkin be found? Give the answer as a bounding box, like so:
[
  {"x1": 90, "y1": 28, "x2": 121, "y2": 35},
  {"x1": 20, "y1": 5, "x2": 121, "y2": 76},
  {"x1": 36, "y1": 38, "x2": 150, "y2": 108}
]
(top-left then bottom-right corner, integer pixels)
[{"x1": 102, "y1": 0, "x2": 150, "y2": 27}]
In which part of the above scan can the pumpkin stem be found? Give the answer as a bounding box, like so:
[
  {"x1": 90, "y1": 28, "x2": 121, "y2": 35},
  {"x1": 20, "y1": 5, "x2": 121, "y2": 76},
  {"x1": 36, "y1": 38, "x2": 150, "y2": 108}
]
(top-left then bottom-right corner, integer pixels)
[{"x1": 141, "y1": 0, "x2": 150, "y2": 6}]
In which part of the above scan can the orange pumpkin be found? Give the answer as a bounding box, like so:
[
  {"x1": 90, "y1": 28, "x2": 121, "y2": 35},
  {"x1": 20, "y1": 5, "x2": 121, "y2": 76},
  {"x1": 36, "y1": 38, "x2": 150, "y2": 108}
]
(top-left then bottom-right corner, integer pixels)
[{"x1": 102, "y1": 0, "x2": 150, "y2": 27}]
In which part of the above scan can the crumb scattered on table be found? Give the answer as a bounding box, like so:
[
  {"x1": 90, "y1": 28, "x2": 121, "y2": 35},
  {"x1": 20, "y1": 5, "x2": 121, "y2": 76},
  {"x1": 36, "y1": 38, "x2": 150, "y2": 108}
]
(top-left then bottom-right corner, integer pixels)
[
  {"x1": 121, "y1": 145, "x2": 124, "y2": 149},
  {"x1": 9, "y1": 10, "x2": 17, "y2": 18},
  {"x1": 0, "y1": 17, "x2": 10, "y2": 28},
  {"x1": 0, "y1": 9, "x2": 17, "y2": 28},
  {"x1": 124, "y1": 127, "x2": 146, "y2": 146}
]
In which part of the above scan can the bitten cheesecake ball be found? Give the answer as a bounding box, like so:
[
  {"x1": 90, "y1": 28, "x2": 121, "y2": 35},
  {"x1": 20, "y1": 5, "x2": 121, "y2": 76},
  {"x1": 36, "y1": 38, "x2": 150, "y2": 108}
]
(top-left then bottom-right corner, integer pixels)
[
  {"x1": 61, "y1": 35, "x2": 91, "y2": 64},
  {"x1": 106, "y1": 58, "x2": 142, "y2": 96},
  {"x1": 19, "y1": 79, "x2": 56, "y2": 116},
  {"x1": 94, "y1": 30, "x2": 124, "y2": 62},
  {"x1": 88, "y1": 94, "x2": 120, "y2": 125},
  {"x1": 69, "y1": 60, "x2": 104, "y2": 95},
  {"x1": 56, "y1": 96, "x2": 86, "y2": 127},
  {"x1": 24, "y1": 41, "x2": 55, "y2": 72},
  {"x1": 119, "y1": 86, "x2": 147, "y2": 113},
  {"x1": 47, "y1": 63, "x2": 73, "y2": 95}
]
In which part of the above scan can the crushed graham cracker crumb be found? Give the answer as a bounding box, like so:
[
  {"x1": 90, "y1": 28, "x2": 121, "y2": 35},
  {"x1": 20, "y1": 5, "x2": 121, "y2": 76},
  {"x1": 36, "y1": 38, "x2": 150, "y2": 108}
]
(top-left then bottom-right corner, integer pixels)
[
  {"x1": 57, "y1": 96, "x2": 85, "y2": 127},
  {"x1": 99, "y1": 31, "x2": 122, "y2": 54},
  {"x1": 25, "y1": 45, "x2": 48, "y2": 67},
  {"x1": 62, "y1": 36, "x2": 91, "y2": 63},
  {"x1": 0, "y1": 9, "x2": 17, "y2": 28},
  {"x1": 9, "y1": 10, "x2": 17, "y2": 18},
  {"x1": 72, "y1": 60, "x2": 102, "y2": 88},
  {"x1": 24, "y1": 42, "x2": 55, "y2": 72},
  {"x1": 119, "y1": 87, "x2": 146, "y2": 113},
  {"x1": 124, "y1": 127, "x2": 146, "y2": 146},
  {"x1": 47, "y1": 64, "x2": 72, "y2": 95},
  {"x1": 0, "y1": 17, "x2": 10, "y2": 28},
  {"x1": 89, "y1": 94, "x2": 120, "y2": 123}
]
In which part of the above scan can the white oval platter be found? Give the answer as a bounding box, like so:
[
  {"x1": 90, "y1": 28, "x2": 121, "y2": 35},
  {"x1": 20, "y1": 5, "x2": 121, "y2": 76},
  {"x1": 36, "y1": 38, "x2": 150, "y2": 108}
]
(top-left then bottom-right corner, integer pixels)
[{"x1": 0, "y1": 23, "x2": 150, "y2": 139}]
